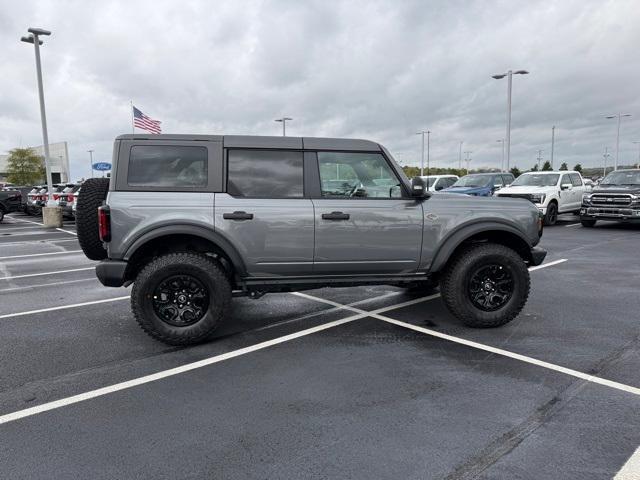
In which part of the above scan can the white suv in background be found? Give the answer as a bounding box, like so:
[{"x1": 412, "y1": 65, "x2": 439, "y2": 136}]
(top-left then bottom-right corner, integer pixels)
[
  {"x1": 419, "y1": 174, "x2": 459, "y2": 191},
  {"x1": 496, "y1": 171, "x2": 587, "y2": 225}
]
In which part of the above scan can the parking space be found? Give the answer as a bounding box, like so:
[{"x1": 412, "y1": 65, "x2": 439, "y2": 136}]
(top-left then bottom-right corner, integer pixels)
[{"x1": 1, "y1": 211, "x2": 639, "y2": 479}]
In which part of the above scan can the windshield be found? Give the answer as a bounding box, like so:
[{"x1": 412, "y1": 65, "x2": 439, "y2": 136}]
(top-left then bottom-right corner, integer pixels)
[
  {"x1": 512, "y1": 174, "x2": 559, "y2": 187},
  {"x1": 601, "y1": 171, "x2": 640, "y2": 186},
  {"x1": 452, "y1": 175, "x2": 492, "y2": 188}
]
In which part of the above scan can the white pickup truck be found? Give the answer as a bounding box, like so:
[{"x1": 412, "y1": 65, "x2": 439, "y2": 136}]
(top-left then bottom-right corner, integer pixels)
[{"x1": 495, "y1": 171, "x2": 587, "y2": 225}]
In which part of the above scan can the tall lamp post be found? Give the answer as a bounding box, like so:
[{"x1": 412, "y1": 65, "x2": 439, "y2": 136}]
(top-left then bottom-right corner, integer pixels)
[
  {"x1": 536, "y1": 149, "x2": 544, "y2": 170},
  {"x1": 550, "y1": 125, "x2": 556, "y2": 169},
  {"x1": 274, "y1": 117, "x2": 292, "y2": 136},
  {"x1": 416, "y1": 130, "x2": 430, "y2": 176},
  {"x1": 491, "y1": 69, "x2": 529, "y2": 172},
  {"x1": 458, "y1": 141, "x2": 463, "y2": 170},
  {"x1": 632, "y1": 141, "x2": 640, "y2": 169},
  {"x1": 605, "y1": 113, "x2": 632, "y2": 171},
  {"x1": 496, "y1": 139, "x2": 505, "y2": 172},
  {"x1": 603, "y1": 147, "x2": 610, "y2": 178},
  {"x1": 87, "y1": 150, "x2": 94, "y2": 178},
  {"x1": 21, "y1": 27, "x2": 61, "y2": 226},
  {"x1": 464, "y1": 151, "x2": 472, "y2": 174}
]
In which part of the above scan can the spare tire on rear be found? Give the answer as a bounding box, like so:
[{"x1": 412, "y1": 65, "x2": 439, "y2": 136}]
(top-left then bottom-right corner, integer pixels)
[{"x1": 76, "y1": 178, "x2": 110, "y2": 260}]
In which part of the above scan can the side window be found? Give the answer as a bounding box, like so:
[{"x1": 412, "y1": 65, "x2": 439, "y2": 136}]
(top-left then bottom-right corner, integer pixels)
[
  {"x1": 445, "y1": 177, "x2": 457, "y2": 188},
  {"x1": 570, "y1": 173, "x2": 583, "y2": 186},
  {"x1": 561, "y1": 174, "x2": 571, "y2": 186},
  {"x1": 502, "y1": 174, "x2": 514, "y2": 185},
  {"x1": 227, "y1": 150, "x2": 303, "y2": 198},
  {"x1": 317, "y1": 152, "x2": 402, "y2": 198},
  {"x1": 493, "y1": 176, "x2": 504, "y2": 187},
  {"x1": 128, "y1": 145, "x2": 207, "y2": 188}
]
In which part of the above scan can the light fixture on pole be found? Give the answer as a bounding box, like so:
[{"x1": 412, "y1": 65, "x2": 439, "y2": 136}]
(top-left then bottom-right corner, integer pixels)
[
  {"x1": 274, "y1": 117, "x2": 292, "y2": 136},
  {"x1": 632, "y1": 141, "x2": 640, "y2": 169},
  {"x1": 87, "y1": 150, "x2": 94, "y2": 178},
  {"x1": 550, "y1": 126, "x2": 556, "y2": 169},
  {"x1": 21, "y1": 27, "x2": 59, "y2": 221},
  {"x1": 496, "y1": 139, "x2": 505, "y2": 172},
  {"x1": 464, "y1": 151, "x2": 472, "y2": 174},
  {"x1": 605, "y1": 113, "x2": 632, "y2": 171},
  {"x1": 491, "y1": 69, "x2": 529, "y2": 172}
]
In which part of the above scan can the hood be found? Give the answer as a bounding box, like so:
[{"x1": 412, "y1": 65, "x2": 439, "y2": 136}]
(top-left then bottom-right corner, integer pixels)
[
  {"x1": 499, "y1": 185, "x2": 554, "y2": 194},
  {"x1": 443, "y1": 185, "x2": 491, "y2": 195},
  {"x1": 592, "y1": 184, "x2": 640, "y2": 194}
]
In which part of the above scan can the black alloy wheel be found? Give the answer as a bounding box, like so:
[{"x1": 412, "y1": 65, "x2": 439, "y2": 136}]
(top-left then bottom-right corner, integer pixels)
[
  {"x1": 152, "y1": 274, "x2": 210, "y2": 327},
  {"x1": 468, "y1": 264, "x2": 514, "y2": 312}
]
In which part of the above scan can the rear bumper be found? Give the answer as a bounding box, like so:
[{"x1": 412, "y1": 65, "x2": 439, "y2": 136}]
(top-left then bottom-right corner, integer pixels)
[
  {"x1": 530, "y1": 247, "x2": 547, "y2": 266},
  {"x1": 95, "y1": 260, "x2": 128, "y2": 287}
]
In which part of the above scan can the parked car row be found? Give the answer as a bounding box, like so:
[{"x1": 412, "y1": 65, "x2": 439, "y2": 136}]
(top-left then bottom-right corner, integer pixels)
[
  {"x1": 1, "y1": 183, "x2": 83, "y2": 219},
  {"x1": 421, "y1": 168, "x2": 640, "y2": 227}
]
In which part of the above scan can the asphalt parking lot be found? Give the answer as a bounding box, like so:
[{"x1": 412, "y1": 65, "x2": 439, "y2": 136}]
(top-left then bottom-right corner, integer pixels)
[{"x1": 0, "y1": 212, "x2": 639, "y2": 479}]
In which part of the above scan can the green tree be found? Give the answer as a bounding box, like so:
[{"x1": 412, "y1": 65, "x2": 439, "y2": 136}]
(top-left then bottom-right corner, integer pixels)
[
  {"x1": 573, "y1": 163, "x2": 583, "y2": 173},
  {"x1": 531, "y1": 164, "x2": 539, "y2": 172},
  {"x1": 6, "y1": 148, "x2": 45, "y2": 185},
  {"x1": 559, "y1": 162, "x2": 568, "y2": 171},
  {"x1": 541, "y1": 161, "x2": 553, "y2": 171},
  {"x1": 509, "y1": 166, "x2": 521, "y2": 178}
]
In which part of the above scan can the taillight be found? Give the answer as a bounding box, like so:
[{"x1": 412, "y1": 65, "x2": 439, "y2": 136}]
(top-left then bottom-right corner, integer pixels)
[
  {"x1": 68, "y1": 195, "x2": 74, "y2": 202},
  {"x1": 98, "y1": 206, "x2": 111, "y2": 242},
  {"x1": 53, "y1": 194, "x2": 59, "y2": 200}
]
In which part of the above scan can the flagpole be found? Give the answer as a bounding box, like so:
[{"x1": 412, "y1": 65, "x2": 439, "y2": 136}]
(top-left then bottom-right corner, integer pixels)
[{"x1": 130, "y1": 100, "x2": 134, "y2": 134}]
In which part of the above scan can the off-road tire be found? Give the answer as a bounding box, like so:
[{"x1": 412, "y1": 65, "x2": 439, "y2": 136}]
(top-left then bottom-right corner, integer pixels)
[
  {"x1": 0, "y1": 208, "x2": 4, "y2": 223},
  {"x1": 581, "y1": 219, "x2": 596, "y2": 227},
  {"x1": 131, "y1": 253, "x2": 232, "y2": 346},
  {"x1": 544, "y1": 202, "x2": 558, "y2": 226},
  {"x1": 76, "y1": 178, "x2": 110, "y2": 260},
  {"x1": 440, "y1": 243, "x2": 530, "y2": 328}
]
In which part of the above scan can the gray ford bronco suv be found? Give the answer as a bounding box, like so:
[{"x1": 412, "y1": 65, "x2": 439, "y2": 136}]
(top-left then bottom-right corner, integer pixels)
[{"x1": 76, "y1": 134, "x2": 546, "y2": 345}]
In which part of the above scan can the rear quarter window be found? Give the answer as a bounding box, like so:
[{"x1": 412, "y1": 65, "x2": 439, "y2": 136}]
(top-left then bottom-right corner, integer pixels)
[{"x1": 127, "y1": 145, "x2": 208, "y2": 188}]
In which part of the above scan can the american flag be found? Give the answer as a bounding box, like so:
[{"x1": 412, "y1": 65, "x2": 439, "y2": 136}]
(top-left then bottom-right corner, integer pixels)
[{"x1": 133, "y1": 106, "x2": 162, "y2": 134}]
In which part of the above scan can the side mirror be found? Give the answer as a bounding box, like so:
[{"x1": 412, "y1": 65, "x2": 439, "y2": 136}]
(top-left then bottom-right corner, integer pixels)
[
  {"x1": 410, "y1": 177, "x2": 428, "y2": 198},
  {"x1": 561, "y1": 183, "x2": 572, "y2": 190}
]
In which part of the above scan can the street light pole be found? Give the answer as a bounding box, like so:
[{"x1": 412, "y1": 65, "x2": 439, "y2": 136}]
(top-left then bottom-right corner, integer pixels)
[
  {"x1": 87, "y1": 150, "x2": 94, "y2": 178},
  {"x1": 427, "y1": 130, "x2": 431, "y2": 176},
  {"x1": 492, "y1": 69, "x2": 529, "y2": 173},
  {"x1": 632, "y1": 141, "x2": 640, "y2": 169},
  {"x1": 458, "y1": 141, "x2": 463, "y2": 170},
  {"x1": 274, "y1": 117, "x2": 292, "y2": 136},
  {"x1": 464, "y1": 151, "x2": 472, "y2": 174},
  {"x1": 537, "y1": 149, "x2": 544, "y2": 170},
  {"x1": 603, "y1": 147, "x2": 610, "y2": 177},
  {"x1": 605, "y1": 113, "x2": 632, "y2": 171},
  {"x1": 496, "y1": 139, "x2": 505, "y2": 172},
  {"x1": 416, "y1": 131, "x2": 425, "y2": 176},
  {"x1": 550, "y1": 126, "x2": 555, "y2": 169},
  {"x1": 21, "y1": 28, "x2": 55, "y2": 209}
]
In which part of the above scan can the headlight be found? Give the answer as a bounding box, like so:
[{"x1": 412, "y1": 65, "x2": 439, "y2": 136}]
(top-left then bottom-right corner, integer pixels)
[
  {"x1": 530, "y1": 194, "x2": 546, "y2": 204},
  {"x1": 582, "y1": 193, "x2": 592, "y2": 204}
]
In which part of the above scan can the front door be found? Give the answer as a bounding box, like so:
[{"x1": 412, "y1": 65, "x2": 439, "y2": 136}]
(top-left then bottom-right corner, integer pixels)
[
  {"x1": 215, "y1": 149, "x2": 314, "y2": 277},
  {"x1": 312, "y1": 151, "x2": 423, "y2": 274}
]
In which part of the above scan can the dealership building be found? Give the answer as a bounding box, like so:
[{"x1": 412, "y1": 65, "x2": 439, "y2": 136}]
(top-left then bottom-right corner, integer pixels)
[{"x1": 0, "y1": 141, "x2": 71, "y2": 184}]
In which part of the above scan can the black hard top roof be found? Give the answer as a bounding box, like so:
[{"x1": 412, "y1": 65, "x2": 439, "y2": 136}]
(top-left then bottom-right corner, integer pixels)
[{"x1": 115, "y1": 134, "x2": 381, "y2": 152}]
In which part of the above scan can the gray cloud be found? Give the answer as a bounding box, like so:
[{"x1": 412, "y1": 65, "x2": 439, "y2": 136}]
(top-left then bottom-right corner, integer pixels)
[{"x1": 1, "y1": 0, "x2": 638, "y2": 180}]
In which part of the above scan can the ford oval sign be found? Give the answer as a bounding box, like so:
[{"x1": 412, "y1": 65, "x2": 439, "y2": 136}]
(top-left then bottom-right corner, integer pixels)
[{"x1": 92, "y1": 162, "x2": 112, "y2": 171}]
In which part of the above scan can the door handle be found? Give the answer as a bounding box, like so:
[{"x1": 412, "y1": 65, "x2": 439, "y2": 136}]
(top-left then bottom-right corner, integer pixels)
[
  {"x1": 223, "y1": 211, "x2": 254, "y2": 221},
  {"x1": 321, "y1": 211, "x2": 350, "y2": 220}
]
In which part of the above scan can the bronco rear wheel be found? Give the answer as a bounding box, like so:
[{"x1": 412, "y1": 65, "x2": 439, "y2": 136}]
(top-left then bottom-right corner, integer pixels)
[
  {"x1": 131, "y1": 253, "x2": 232, "y2": 346},
  {"x1": 76, "y1": 178, "x2": 110, "y2": 260},
  {"x1": 440, "y1": 243, "x2": 530, "y2": 328}
]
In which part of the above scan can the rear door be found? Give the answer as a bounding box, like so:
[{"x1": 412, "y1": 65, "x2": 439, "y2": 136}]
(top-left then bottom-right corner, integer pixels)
[
  {"x1": 311, "y1": 151, "x2": 423, "y2": 274},
  {"x1": 214, "y1": 149, "x2": 314, "y2": 277}
]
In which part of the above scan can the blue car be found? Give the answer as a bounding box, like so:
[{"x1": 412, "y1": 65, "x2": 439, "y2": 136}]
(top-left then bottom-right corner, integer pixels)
[{"x1": 443, "y1": 172, "x2": 515, "y2": 196}]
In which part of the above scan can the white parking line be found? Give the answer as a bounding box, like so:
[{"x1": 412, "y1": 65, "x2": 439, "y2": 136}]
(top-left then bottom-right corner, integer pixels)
[
  {"x1": 6, "y1": 217, "x2": 43, "y2": 226},
  {"x1": 0, "y1": 296, "x2": 130, "y2": 320},
  {"x1": 529, "y1": 258, "x2": 567, "y2": 271},
  {"x1": 565, "y1": 223, "x2": 582, "y2": 227},
  {"x1": 0, "y1": 293, "x2": 438, "y2": 425},
  {"x1": 0, "y1": 267, "x2": 94, "y2": 281},
  {"x1": 0, "y1": 250, "x2": 82, "y2": 260},
  {"x1": 56, "y1": 228, "x2": 77, "y2": 236},
  {"x1": 615, "y1": 446, "x2": 640, "y2": 479},
  {"x1": 0, "y1": 278, "x2": 94, "y2": 293}
]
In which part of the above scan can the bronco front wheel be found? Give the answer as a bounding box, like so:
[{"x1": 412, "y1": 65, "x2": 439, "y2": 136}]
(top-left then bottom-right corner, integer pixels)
[
  {"x1": 440, "y1": 243, "x2": 530, "y2": 328},
  {"x1": 131, "y1": 253, "x2": 232, "y2": 345}
]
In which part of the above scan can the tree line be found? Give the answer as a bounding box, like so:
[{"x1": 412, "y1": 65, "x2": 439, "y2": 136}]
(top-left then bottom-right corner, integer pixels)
[
  {"x1": 401, "y1": 161, "x2": 584, "y2": 179},
  {"x1": 3, "y1": 148, "x2": 46, "y2": 185}
]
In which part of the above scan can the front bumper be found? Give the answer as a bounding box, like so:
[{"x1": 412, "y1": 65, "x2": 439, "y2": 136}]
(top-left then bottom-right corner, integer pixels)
[
  {"x1": 530, "y1": 247, "x2": 547, "y2": 266},
  {"x1": 580, "y1": 206, "x2": 640, "y2": 222},
  {"x1": 95, "y1": 260, "x2": 128, "y2": 287}
]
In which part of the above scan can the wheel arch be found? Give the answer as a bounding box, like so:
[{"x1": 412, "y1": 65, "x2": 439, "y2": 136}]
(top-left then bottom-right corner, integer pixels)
[
  {"x1": 429, "y1": 222, "x2": 533, "y2": 273},
  {"x1": 123, "y1": 225, "x2": 247, "y2": 285}
]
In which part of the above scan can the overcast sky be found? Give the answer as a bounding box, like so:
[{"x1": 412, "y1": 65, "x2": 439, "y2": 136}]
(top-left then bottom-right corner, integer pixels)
[{"x1": 1, "y1": 0, "x2": 639, "y2": 179}]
